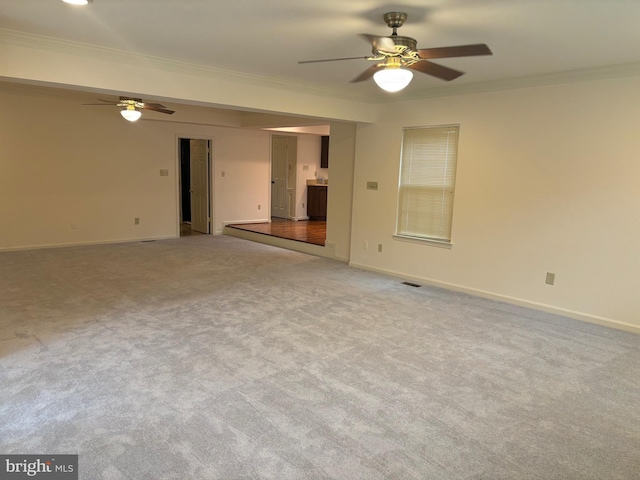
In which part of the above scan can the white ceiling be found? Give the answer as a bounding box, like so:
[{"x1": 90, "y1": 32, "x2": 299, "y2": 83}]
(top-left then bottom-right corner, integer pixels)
[{"x1": 3, "y1": 0, "x2": 640, "y2": 99}]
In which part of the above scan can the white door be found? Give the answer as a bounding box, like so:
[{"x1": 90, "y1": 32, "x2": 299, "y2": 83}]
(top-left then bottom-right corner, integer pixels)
[
  {"x1": 190, "y1": 139, "x2": 210, "y2": 233},
  {"x1": 271, "y1": 136, "x2": 288, "y2": 219}
]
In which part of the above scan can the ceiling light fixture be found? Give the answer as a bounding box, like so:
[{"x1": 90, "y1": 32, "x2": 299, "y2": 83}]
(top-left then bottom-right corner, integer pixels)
[
  {"x1": 373, "y1": 59, "x2": 413, "y2": 93},
  {"x1": 62, "y1": 0, "x2": 92, "y2": 5},
  {"x1": 120, "y1": 106, "x2": 142, "y2": 122}
]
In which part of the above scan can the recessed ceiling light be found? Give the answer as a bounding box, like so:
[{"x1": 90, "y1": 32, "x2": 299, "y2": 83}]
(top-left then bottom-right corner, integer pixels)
[{"x1": 62, "y1": 0, "x2": 92, "y2": 5}]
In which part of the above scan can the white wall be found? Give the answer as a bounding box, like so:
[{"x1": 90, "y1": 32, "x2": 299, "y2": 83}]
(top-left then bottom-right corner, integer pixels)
[
  {"x1": 0, "y1": 90, "x2": 270, "y2": 249},
  {"x1": 350, "y1": 76, "x2": 640, "y2": 331}
]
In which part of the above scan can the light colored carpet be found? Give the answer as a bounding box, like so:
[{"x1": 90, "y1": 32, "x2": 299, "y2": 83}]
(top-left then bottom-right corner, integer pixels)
[{"x1": 1, "y1": 235, "x2": 639, "y2": 479}]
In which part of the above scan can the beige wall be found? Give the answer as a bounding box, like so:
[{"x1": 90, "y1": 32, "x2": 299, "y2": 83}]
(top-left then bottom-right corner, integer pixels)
[
  {"x1": 350, "y1": 76, "x2": 640, "y2": 331},
  {"x1": 326, "y1": 122, "x2": 357, "y2": 262},
  {"x1": 0, "y1": 92, "x2": 171, "y2": 248},
  {"x1": 0, "y1": 91, "x2": 271, "y2": 248},
  {"x1": 0, "y1": 89, "x2": 355, "y2": 264}
]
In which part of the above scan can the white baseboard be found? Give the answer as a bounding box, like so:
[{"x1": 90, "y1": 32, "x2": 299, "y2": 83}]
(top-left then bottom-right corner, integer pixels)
[
  {"x1": 0, "y1": 235, "x2": 178, "y2": 252},
  {"x1": 348, "y1": 261, "x2": 640, "y2": 335}
]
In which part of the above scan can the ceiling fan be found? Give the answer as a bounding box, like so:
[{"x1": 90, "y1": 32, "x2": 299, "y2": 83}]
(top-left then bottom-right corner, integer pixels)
[
  {"x1": 299, "y1": 12, "x2": 492, "y2": 92},
  {"x1": 83, "y1": 97, "x2": 175, "y2": 122}
]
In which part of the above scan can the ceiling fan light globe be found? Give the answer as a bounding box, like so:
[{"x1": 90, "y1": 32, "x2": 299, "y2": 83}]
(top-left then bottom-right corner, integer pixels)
[
  {"x1": 120, "y1": 108, "x2": 142, "y2": 122},
  {"x1": 62, "y1": 0, "x2": 91, "y2": 5},
  {"x1": 373, "y1": 68, "x2": 413, "y2": 92}
]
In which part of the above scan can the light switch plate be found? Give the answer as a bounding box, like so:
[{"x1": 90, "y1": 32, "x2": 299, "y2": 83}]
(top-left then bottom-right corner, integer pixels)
[{"x1": 367, "y1": 181, "x2": 378, "y2": 190}]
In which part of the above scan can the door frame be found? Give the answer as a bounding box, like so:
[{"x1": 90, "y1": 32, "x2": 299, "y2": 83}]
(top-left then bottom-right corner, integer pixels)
[{"x1": 176, "y1": 135, "x2": 214, "y2": 236}]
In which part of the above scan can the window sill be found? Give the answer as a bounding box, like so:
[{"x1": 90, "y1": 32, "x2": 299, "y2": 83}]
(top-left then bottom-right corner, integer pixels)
[{"x1": 393, "y1": 234, "x2": 453, "y2": 249}]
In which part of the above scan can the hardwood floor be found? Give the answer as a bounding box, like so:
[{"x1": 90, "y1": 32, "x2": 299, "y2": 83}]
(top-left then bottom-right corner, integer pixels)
[{"x1": 226, "y1": 218, "x2": 326, "y2": 246}]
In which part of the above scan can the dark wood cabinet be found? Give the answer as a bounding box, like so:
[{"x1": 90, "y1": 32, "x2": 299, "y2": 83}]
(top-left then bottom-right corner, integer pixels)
[
  {"x1": 307, "y1": 185, "x2": 327, "y2": 220},
  {"x1": 320, "y1": 136, "x2": 329, "y2": 169}
]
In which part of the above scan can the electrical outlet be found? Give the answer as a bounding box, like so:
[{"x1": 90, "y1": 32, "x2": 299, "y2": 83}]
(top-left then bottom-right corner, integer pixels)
[
  {"x1": 258, "y1": 204, "x2": 261, "y2": 210},
  {"x1": 221, "y1": 171, "x2": 225, "y2": 177},
  {"x1": 363, "y1": 241, "x2": 368, "y2": 249},
  {"x1": 545, "y1": 272, "x2": 555, "y2": 285},
  {"x1": 302, "y1": 203, "x2": 305, "y2": 208},
  {"x1": 134, "y1": 218, "x2": 140, "y2": 225},
  {"x1": 378, "y1": 243, "x2": 383, "y2": 252},
  {"x1": 159, "y1": 169, "x2": 169, "y2": 177},
  {"x1": 367, "y1": 181, "x2": 379, "y2": 190},
  {"x1": 303, "y1": 165, "x2": 309, "y2": 171},
  {"x1": 70, "y1": 223, "x2": 77, "y2": 230}
]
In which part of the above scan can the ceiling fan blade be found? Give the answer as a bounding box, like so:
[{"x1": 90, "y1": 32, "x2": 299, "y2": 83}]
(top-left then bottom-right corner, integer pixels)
[
  {"x1": 417, "y1": 44, "x2": 492, "y2": 59},
  {"x1": 82, "y1": 103, "x2": 118, "y2": 106},
  {"x1": 359, "y1": 34, "x2": 396, "y2": 53},
  {"x1": 83, "y1": 98, "x2": 118, "y2": 105},
  {"x1": 142, "y1": 102, "x2": 168, "y2": 109},
  {"x1": 142, "y1": 105, "x2": 175, "y2": 115},
  {"x1": 350, "y1": 64, "x2": 385, "y2": 83},
  {"x1": 298, "y1": 56, "x2": 369, "y2": 64},
  {"x1": 409, "y1": 60, "x2": 464, "y2": 81}
]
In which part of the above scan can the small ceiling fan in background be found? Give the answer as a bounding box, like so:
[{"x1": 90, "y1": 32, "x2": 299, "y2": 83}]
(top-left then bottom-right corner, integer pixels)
[
  {"x1": 299, "y1": 12, "x2": 492, "y2": 92},
  {"x1": 83, "y1": 97, "x2": 175, "y2": 122}
]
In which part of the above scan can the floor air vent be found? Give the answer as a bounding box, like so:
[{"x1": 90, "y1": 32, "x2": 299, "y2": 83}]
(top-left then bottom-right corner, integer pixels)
[{"x1": 402, "y1": 281, "x2": 421, "y2": 288}]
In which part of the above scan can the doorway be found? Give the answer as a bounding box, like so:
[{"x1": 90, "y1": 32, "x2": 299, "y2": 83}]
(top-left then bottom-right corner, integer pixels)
[{"x1": 179, "y1": 137, "x2": 212, "y2": 236}]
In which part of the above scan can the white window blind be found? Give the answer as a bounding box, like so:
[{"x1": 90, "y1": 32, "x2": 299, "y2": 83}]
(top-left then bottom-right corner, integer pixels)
[{"x1": 396, "y1": 125, "x2": 460, "y2": 242}]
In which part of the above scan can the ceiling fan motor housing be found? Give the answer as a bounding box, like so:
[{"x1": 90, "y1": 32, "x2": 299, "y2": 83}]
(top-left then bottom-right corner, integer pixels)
[
  {"x1": 371, "y1": 35, "x2": 417, "y2": 57},
  {"x1": 383, "y1": 12, "x2": 407, "y2": 30},
  {"x1": 391, "y1": 36, "x2": 417, "y2": 51}
]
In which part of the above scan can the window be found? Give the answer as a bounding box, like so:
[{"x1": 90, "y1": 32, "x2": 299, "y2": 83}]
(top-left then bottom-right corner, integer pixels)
[{"x1": 396, "y1": 125, "x2": 460, "y2": 243}]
